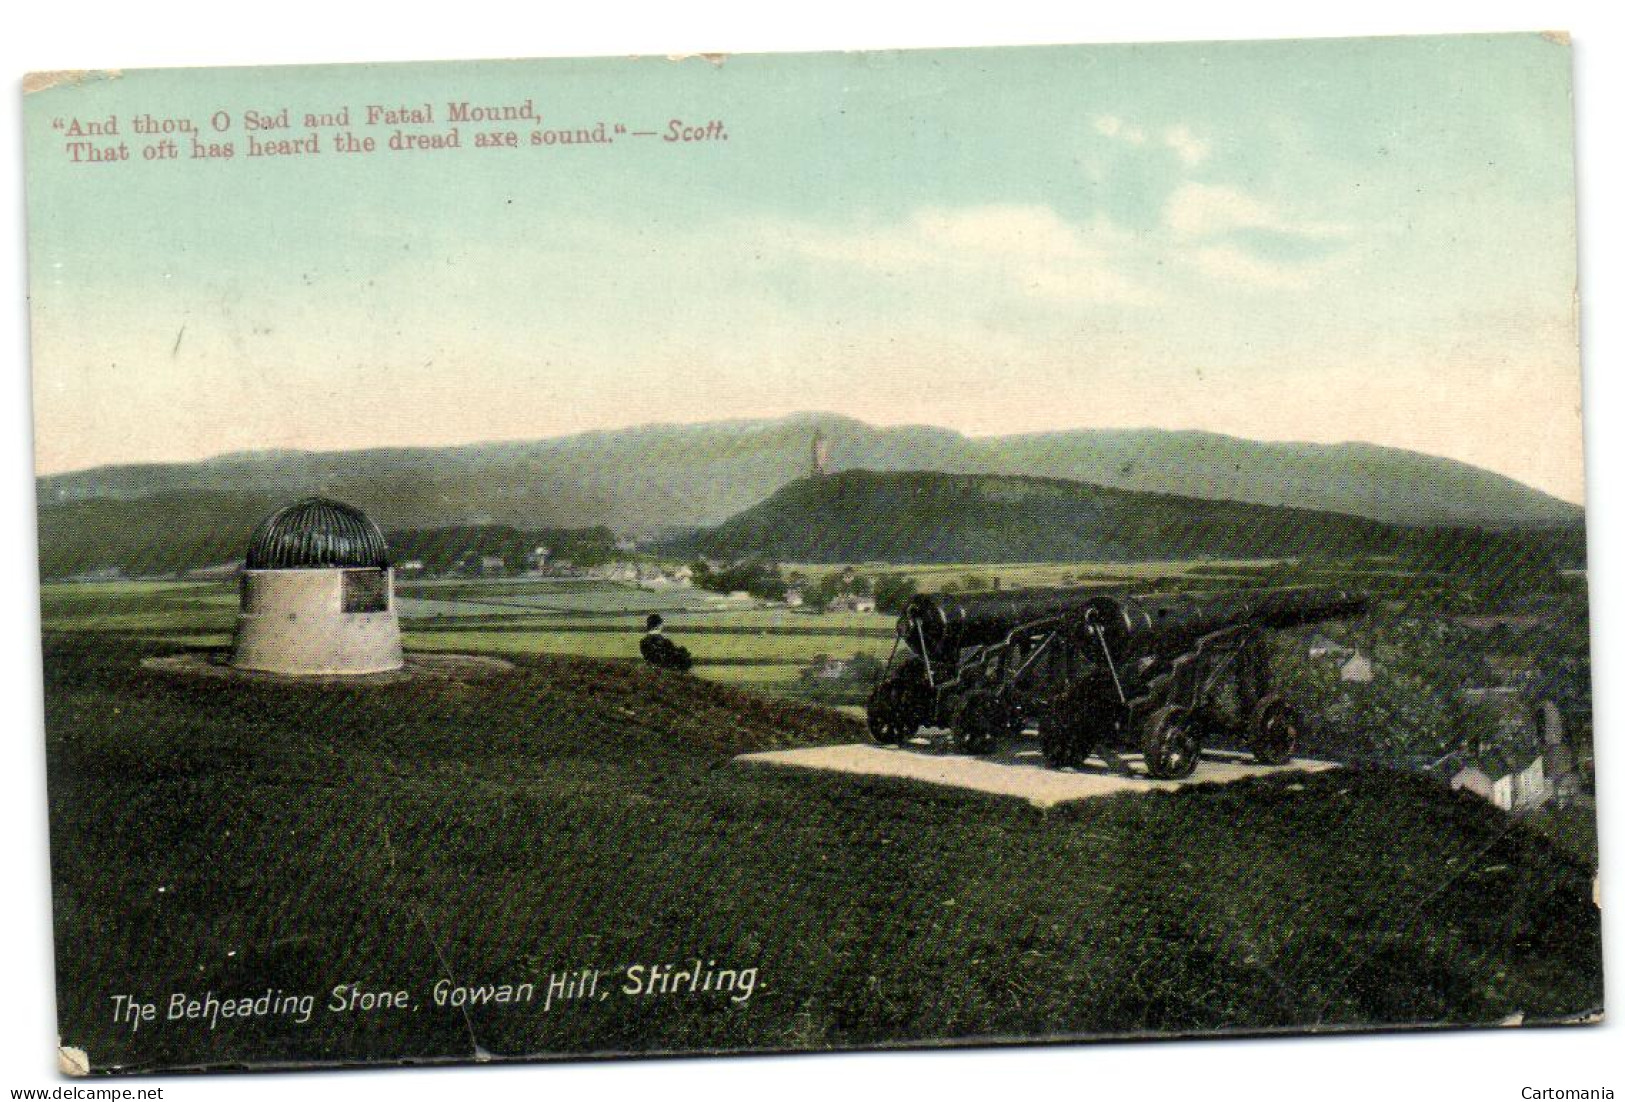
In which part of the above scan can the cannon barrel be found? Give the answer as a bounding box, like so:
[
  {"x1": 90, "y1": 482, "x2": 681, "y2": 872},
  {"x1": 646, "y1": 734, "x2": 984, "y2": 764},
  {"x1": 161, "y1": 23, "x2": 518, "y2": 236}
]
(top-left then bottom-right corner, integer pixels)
[
  {"x1": 899, "y1": 584, "x2": 1367, "y2": 661},
  {"x1": 1081, "y1": 586, "x2": 1368, "y2": 656},
  {"x1": 899, "y1": 586, "x2": 1103, "y2": 659}
]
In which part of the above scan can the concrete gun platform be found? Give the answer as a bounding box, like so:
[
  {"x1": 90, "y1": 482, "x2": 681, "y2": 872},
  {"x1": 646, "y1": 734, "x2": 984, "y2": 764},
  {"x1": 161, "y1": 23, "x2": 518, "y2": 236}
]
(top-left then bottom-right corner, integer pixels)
[{"x1": 736, "y1": 736, "x2": 1337, "y2": 808}]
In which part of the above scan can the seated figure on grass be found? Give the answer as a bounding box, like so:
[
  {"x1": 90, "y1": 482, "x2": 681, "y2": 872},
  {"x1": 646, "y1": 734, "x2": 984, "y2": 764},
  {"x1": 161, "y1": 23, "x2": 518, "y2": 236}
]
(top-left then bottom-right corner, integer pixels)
[{"x1": 639, "y1": 613, "x2": 693, "y2": 672}]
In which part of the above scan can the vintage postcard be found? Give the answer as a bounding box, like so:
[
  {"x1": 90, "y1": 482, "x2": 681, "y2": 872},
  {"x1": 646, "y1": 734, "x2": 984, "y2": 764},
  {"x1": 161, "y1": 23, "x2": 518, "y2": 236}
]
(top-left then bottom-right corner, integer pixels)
[{"x1": 23, "y1": 34, "x2": 1599, "y2": 1077}]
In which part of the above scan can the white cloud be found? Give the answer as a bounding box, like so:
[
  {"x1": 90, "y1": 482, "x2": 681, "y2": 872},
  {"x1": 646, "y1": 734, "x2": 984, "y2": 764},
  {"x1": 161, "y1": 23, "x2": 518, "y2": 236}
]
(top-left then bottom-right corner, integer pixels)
[
  {"x1": 1093, "y1": 114, "x2": 1146, "y2": 144},
  {"x1": 1163, "y1": 182, "x2": 1349, "y2": 240},
  {"x1": 1098, "y1": 115, "x2": 1208, "y2": 165},
  {"x1": 1158, "y1": 184, "x2": 1358, "y2": 289},
  {"x1": 1186, "y1": 244, "x2": 1312, "y2": 289},
  {"x1": 1162, "y1": 124, "x2": 1210, "y2": 167},
  {"x1": 770, "y1": 205, "x2": 1156, "y2": 307}
]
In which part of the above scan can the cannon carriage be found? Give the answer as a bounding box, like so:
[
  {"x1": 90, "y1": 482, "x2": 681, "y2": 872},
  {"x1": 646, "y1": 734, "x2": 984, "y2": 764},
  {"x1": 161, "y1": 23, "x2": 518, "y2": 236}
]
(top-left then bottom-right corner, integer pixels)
[{"x1": 866, "y1": 585, "x2": 1367, "y2": 778}]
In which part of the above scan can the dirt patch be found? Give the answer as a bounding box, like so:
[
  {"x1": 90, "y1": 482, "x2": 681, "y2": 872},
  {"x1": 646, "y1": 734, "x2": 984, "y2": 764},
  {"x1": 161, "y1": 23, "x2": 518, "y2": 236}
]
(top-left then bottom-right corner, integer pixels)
[{"x1": 736, "y1": 736, "x2": 1338, "y2": 807}]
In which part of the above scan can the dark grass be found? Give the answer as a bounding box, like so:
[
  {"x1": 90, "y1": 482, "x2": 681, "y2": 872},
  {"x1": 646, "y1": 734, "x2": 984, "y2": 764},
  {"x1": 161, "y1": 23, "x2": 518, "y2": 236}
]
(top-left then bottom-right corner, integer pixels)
[{"x1": 43, "y1": 635, "x2": 1601, "y2": 1074}]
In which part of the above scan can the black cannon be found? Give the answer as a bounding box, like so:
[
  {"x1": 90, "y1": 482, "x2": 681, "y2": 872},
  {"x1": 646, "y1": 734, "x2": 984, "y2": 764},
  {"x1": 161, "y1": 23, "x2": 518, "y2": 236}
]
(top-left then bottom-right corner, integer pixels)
[{"x1": 866, "y1": 585, "x2": 1367, "y2": 778}]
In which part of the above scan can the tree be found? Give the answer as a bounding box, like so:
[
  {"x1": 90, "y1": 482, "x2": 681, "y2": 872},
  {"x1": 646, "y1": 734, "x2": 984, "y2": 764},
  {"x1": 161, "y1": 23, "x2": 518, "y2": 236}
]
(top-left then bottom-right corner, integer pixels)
[
  {"x1": 873, "y1": 574, "x2": 919, "y2": 615},
  {"x1": 691, "y1": 558, "x2": 787, "y2": 600}
]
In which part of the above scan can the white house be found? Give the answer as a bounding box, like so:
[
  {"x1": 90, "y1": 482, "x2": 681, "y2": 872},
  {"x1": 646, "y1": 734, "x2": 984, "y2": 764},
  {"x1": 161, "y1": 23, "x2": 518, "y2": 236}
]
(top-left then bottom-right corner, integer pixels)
[
  {"x1": 1308, "y1": 634, "x2": 1353, "y2": 660},
  {"x1": 1451, "y1": 746, "x2": 1547, "y2": 813},
  {"x1": 601, "y1": 561, "x2": 641, "y2": 583},
  {"x1": 828, "y1": 594, "x2": 877, "y2": 613},
  {"x1": 1340, "y1": 651, "x2": 1374, "y2": 683},
  {"x1": 1539, "y1": 700, "x2": 1581, "y2": 803}
]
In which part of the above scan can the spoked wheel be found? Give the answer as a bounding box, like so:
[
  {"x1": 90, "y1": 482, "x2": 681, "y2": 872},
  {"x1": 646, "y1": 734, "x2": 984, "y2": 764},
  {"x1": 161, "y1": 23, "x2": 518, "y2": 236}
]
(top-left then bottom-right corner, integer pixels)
[
  {"x1": 866, "y1": 659, "x2": 931, "y2": 746},
  {"x1": 1250, "y1": 693, "x2": 1305, "y2": 765},
  {"x1": 954, "y1": 689, "x2": 1009, "y2": 756},
  {"x1": 866, "y1": 687, "x2": 906, "y2": 745},
  {"x1": 1142, "y1": 705, "x2": 1202, "y2": 779}
]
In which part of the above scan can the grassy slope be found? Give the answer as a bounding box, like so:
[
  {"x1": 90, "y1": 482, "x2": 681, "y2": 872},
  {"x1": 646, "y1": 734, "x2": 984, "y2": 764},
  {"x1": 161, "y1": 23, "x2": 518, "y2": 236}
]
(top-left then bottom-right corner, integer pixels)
[
  {"x1": 44, "y1": 635, "x2": 1600, "y2": 1073},
  {"x1": 677, "y1": 470, "x2": 1586, "y2": 568}
]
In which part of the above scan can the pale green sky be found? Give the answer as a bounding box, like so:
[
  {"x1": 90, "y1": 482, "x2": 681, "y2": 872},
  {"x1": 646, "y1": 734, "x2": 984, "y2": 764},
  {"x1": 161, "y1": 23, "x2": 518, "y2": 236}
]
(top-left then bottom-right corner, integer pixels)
[{"x1": 25, "y1": 34, "x2": 1582, "y2": 501}]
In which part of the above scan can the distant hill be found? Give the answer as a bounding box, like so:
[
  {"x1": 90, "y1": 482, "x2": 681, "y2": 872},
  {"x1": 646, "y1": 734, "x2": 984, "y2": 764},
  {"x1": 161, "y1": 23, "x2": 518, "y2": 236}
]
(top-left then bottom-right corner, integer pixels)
[
  {"x1": 38, "y1": 414, "x2": 1581, "y2": 531},
  {"x1": 674, "y1": 469, "x2": 1583, "y2": 567},
  {"x1": 35, "y1": 491, "x2": 288, "y2": 579},
  {"x1": 35, "y1": 414, "x2": 1583, "y2": 576}
]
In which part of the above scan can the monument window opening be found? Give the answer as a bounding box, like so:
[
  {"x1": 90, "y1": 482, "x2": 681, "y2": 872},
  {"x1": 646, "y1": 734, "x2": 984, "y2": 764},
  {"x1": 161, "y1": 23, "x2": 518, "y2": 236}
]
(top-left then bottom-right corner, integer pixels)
[{"x1": 342, "y1": 569, "x2": 390, "y2": 613}]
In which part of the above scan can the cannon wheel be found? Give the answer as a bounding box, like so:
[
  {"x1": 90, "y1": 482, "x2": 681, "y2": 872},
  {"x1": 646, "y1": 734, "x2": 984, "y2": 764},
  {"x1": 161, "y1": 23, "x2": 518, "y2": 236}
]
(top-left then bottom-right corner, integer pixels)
[
  {"x1": 955, "y1": 689, "x2": 1007, "y2": 756},
  {"x1": 1039, "y1": 717, "x2": 1090, "y2": 769},
  {"x1": 1142, "y1": 705, "x2": 1201, "y2": 779},
  {"x1": 1040, "y1": 680, "x2": 1103, "y2": 769},
  {"x1": 1250, "y1": 693, "x2": 1304, "y2": 765},
  {"x1": 866, "y1": 658, "x2": 931, "y2": 746}
]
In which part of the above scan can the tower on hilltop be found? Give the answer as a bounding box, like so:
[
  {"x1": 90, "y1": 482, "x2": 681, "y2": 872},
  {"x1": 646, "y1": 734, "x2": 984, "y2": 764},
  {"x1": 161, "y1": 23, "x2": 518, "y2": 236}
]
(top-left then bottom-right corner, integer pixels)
[{"x1": 811, "y1": 430, "x2": 830, "y2": 477}]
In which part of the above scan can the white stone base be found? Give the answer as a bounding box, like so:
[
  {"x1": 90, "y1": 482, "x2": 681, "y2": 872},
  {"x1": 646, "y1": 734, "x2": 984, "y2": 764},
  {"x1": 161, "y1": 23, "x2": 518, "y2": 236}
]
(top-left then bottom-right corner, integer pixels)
[
  {"x1": 231, "y1": 568, "x2": 403, "y2": 675},
  {"x1": 736, "y1": 740, "x2": 1338, "y2": 808}
]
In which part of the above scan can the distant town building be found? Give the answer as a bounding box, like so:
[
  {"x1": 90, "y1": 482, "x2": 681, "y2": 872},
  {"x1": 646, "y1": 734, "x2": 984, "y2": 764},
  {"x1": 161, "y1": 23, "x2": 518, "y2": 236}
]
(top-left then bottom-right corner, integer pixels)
[
  {"x1": 811, "y1": 429, "x2": 830, "y2": 477},
  {"x1": 231, "y1": 497, "x2": 402, "y2": 676},
  {"x1": 1539, "y1": 700, "x2": 1582, "y2": 804},
  {"x1": 615, "y1": 536, "x2": 639, "y2": 553},
  {"x1": 1451, "y1": 614, "x2": 1549, "y2": 632},
  {"x1": 1462, "y1": 685, "x2": 1523, "y2": 701},
  {"x1": 589, "y1": 561, "x2": 642, "y2": 583},
  {"x1": 69, "y1": 566, "x2": 127, "y2": 582},
  {"x1": 1307, "y1": 634, "x2": 1353, "y2": 660},
  {"x1": 480, "y1": 555, "x2": 506, "y2": 577},
  {"x1": 784, "y1": 588, "x2": 805, "y2": 608},
  {"x1": 1451, "y1": 745, "x2": 1547, "y2": 813},
  {"x1": 182, "y1": 562, "x2": 241, "y2": 581},
  {"x1": 1540, "y1": 701, "x2": 1571, "y2": 770}
]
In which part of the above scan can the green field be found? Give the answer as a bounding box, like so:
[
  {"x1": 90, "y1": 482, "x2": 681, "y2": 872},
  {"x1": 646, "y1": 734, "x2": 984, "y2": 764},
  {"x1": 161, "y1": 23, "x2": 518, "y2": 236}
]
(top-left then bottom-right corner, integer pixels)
[
  {"x1": 40, "y1": 576, "x2": 901, "y2": 688},
  {"x1": 37, "y1": 568, "x2": 1167, "y2": 697},
  {"x1": 37, "y1": 560, "x2": 1355, "y2": 697},
  {"x1": 42, "y1": 553, "x2": 1588, "y2": 715}
]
